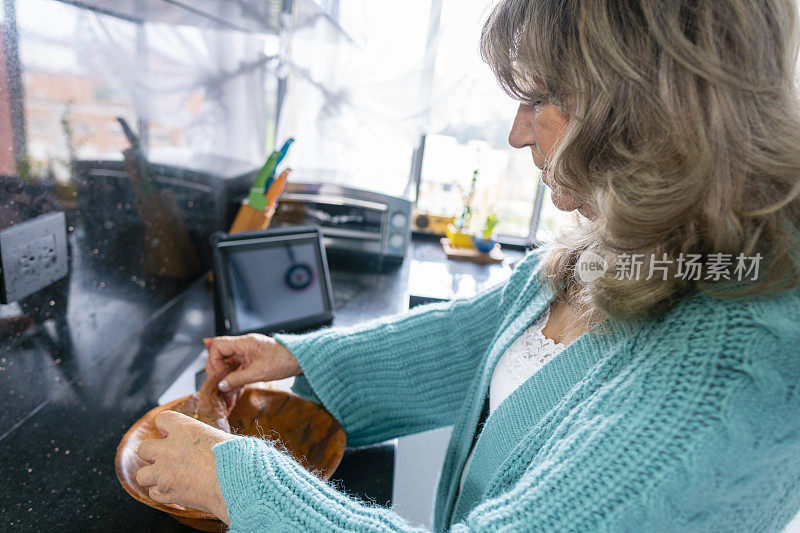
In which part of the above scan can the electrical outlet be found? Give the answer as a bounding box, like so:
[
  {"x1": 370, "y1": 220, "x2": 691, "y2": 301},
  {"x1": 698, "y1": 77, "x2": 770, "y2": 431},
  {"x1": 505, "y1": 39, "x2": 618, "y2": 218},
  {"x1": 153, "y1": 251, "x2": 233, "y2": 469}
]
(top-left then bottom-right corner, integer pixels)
[{"x1": 0, "y1": 211, "x2": 69, "y2": 304}]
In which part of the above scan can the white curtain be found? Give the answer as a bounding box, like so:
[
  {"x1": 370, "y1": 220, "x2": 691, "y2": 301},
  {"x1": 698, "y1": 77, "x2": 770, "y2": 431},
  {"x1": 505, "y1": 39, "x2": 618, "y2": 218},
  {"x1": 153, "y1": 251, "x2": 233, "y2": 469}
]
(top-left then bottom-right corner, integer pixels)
[
  {"x1": 276, "y1": 0, "x2": 437, "y2": 195},
  {"x1": 75, "y1": 10, "x2": 272, "y2": 164}
]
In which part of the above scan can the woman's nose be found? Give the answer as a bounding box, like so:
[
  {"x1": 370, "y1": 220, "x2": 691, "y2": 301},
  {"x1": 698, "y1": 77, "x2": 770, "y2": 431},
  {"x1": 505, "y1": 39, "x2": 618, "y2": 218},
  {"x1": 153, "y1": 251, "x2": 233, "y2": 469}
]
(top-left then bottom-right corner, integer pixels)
[{"x1": 508, "y1": 104, "x2": 535, "y2": 149}]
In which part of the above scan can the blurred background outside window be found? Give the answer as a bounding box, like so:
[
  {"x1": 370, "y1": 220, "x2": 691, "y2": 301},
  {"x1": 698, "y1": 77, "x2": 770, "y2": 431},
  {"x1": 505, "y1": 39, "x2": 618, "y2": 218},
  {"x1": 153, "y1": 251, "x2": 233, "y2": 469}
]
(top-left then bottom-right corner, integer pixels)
[
  {"x1": 275, "y1": 0, "x2": 574, "y2": 245},
  {"x1": 416, "y1": 0, "x2": 572, "y2": 244},
  {"x1": 3, "y1": 0, "x2": 281, "y2": 180},
  {"x1": 1, "y1": 0, "x2": 573, "y2": 250}
]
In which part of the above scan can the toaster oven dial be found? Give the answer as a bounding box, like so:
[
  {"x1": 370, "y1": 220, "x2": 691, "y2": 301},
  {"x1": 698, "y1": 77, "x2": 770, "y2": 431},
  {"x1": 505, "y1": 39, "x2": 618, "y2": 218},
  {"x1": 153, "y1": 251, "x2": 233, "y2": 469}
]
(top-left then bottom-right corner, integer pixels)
[
  {"x1": 390, "y1": 212, "x2": 408, "y2": 229},
  {"x1": 388, "y1": 232, "x2": 405, "y2": 250}
]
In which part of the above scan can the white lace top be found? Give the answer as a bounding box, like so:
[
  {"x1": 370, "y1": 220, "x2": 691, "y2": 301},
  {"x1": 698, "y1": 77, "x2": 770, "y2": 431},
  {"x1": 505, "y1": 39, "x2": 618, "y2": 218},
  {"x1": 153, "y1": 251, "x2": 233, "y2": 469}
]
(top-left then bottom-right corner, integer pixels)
[
  {"x1": 459, "y1": 305, "x2": 565, "y2": 492},
  {"x1": 488, "y1": 305, "x2": 566, "y2": 414}
]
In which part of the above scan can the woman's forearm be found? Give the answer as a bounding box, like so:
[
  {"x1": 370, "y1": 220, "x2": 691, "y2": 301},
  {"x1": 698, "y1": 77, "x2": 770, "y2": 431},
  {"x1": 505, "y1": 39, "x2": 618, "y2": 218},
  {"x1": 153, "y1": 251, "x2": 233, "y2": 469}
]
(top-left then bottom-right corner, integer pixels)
[{"x1": 271, "y1": 276, "x2": 511, "y2": 446}]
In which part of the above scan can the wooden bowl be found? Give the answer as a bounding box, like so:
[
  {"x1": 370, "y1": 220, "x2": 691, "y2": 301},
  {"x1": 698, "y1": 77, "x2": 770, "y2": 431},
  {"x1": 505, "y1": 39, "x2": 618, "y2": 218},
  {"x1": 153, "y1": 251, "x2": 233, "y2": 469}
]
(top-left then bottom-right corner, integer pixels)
[{"x1": 115, "y1": 387, "x2": 346, "y2": 531}]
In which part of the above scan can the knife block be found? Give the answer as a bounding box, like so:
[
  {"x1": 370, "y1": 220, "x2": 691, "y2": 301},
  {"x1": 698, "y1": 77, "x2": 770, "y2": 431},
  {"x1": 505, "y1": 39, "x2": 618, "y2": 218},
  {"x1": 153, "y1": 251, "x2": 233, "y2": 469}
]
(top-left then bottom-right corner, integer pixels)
[
  {"x1": 207, "y1": 202, "x2": 277, "y2": 284},
  {"x1": 228, "y1": 202, "x2": 276, "y2": 234}
]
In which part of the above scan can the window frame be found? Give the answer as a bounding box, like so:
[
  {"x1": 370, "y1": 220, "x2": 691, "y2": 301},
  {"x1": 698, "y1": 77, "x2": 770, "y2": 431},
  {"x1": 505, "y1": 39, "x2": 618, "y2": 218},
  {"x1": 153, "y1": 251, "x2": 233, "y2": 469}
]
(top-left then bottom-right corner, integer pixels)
[{"x1": 403, "y1": 0, "x2": 544, "y2": 248}]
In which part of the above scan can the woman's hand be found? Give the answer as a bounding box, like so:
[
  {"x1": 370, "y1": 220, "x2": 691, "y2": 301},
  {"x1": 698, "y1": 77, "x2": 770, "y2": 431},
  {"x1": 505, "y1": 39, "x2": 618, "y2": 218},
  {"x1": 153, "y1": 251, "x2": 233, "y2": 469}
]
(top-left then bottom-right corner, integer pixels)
[
  {"x1": 204, "y1": 333, "x2": 301, "y2": 393},
  {"x1": 136, "y1": 410, "x2": 236, "y2": 524}
]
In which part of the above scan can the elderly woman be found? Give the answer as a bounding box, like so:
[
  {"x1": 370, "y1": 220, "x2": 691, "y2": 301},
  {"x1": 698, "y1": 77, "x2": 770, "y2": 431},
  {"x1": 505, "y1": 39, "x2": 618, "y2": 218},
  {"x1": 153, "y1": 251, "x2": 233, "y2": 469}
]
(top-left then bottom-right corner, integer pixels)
[{"x1": 136, "y1": 0, "x2": 800, "y2": 530}]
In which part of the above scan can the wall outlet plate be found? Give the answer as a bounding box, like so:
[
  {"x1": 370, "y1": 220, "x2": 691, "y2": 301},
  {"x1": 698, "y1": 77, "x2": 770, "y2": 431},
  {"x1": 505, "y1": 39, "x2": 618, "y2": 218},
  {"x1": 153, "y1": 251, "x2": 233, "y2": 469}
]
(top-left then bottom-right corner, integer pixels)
[{"x1": 0, "y1": 211, "x2": 69, "y2": 304}]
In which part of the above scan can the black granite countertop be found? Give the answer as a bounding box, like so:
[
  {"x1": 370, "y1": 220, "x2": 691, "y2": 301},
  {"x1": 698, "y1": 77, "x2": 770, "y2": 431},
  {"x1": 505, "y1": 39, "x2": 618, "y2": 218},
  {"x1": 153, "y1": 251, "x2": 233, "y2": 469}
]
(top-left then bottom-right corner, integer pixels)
[
  {"x1": 408, "y1": 235, "x2": 525, "y2": 304},
  {"x1": 0, "y1": 229, "x2": 523, "y2": 532},
  {"x1": 0, "y1": 224, "x2": 414, "y2": 531}
]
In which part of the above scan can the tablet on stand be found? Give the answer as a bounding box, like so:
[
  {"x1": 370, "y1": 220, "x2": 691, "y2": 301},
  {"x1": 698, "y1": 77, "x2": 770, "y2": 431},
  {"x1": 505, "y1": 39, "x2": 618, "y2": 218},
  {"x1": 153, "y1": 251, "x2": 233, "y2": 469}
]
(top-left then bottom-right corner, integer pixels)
[{"x1": 211, "y1": 225, "x2": 334, "y2": 336}]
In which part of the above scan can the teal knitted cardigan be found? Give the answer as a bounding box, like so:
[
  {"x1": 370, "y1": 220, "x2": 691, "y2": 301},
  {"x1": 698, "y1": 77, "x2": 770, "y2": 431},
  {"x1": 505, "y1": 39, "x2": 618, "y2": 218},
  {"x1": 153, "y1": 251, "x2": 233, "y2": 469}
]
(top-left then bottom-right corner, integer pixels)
[{"x1": 213, "y1": 248, "x2": 800, "y2": 532}]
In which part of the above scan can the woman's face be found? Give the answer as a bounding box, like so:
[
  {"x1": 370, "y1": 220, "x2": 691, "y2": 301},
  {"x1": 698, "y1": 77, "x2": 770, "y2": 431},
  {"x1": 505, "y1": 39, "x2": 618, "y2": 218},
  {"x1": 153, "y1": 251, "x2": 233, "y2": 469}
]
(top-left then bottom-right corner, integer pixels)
[{"x1": 508, "y1": 103, "x2": 593, "y2": 218}]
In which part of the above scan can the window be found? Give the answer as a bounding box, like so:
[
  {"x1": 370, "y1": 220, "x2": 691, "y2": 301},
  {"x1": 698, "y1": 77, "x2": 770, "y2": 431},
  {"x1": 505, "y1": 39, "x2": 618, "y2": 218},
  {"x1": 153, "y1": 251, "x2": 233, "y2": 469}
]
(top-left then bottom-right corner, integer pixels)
[
  {"x1": 14, "y1": 0, "x2": 138, "y2": 179},
  {"x1": 415, "y1": 0, "x2": 572, "y2": 245},
  {"x1": 272, "y1": 0, "x2": 573, "y2": 245},
  {"x1": 276, "y1": 1, "x2": 432, "y2": 197},
  {"x1": 9, "y1": 0, "x2": 280, "y2": 174}
]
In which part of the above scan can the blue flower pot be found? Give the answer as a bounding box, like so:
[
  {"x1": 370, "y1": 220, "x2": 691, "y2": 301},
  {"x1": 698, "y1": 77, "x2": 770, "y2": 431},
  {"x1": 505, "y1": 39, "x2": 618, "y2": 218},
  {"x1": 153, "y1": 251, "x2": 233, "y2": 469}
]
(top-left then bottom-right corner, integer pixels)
[{"x1": 473, "y1": 236, "x2": 496, "y2": 253}]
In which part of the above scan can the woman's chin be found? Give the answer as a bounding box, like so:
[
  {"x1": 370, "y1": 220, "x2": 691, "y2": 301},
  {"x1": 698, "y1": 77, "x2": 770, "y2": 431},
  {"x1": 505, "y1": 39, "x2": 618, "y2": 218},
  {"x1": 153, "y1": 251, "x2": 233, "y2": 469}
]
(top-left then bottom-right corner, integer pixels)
[
  {"x1": 577, "y1": 205, "x2": 596, "y2": 219},
  {"x1": 552, "y1": 193, "x2": 583, "y2": 213},
  {"x1": 552, "y1": 194, "x2": 596, "y2": 220}
]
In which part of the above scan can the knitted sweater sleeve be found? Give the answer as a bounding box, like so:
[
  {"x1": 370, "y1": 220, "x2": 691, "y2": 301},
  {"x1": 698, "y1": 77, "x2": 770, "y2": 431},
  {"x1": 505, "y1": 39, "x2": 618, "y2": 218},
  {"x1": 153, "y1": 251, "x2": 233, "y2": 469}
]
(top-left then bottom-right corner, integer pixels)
[
  {"x1": 214, "y1": 300, "x2": 800, "y2": 532},
  {"x1": 269, "y1": 250, "x2": 543, "y2": 447},
  {"x1": 451, "y1": 312, "x2": 800, "y2": 532}
]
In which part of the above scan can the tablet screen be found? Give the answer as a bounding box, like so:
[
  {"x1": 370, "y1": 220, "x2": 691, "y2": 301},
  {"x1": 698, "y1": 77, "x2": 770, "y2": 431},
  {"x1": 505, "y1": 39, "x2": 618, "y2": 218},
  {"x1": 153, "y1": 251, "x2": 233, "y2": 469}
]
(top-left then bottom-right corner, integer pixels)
[{"x1": 219, "y1": 233, "x2": 330, "y2": 333}]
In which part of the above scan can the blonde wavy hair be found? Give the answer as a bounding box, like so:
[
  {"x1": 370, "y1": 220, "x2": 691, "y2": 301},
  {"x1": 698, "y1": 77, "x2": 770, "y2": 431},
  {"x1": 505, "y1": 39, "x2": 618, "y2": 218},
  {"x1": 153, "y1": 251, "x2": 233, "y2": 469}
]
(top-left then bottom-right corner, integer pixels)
[{"x1": 482, "y1": 0, "x2": 800, "y2": 323}]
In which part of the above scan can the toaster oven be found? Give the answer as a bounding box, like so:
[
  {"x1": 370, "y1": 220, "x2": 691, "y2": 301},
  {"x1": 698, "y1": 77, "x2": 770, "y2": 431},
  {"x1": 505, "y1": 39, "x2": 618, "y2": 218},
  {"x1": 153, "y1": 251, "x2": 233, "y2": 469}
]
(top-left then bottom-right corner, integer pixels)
[{"x1": 269, "y1": 182, "x2": 412, "y2": 268}]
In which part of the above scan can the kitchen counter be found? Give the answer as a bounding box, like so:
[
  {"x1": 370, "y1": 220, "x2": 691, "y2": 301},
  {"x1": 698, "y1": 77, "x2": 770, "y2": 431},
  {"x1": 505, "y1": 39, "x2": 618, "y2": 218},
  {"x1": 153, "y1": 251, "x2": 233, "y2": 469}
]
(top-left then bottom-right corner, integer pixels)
[
  {"x1": 0, "y1": 229, "x2": 525, "y2": 531},
  {"x1": 0, "y1": 227, "x2": 410, "y2": 531},
  {"x1": 407, "y1": 235, "x2": 525, "y2": 305}
]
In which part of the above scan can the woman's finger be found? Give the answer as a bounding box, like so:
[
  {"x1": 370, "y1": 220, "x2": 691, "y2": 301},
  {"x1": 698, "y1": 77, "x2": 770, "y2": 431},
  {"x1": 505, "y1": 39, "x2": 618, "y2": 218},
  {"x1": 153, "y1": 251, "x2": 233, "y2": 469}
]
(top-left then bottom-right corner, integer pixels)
[
  {"x1": 205, "y1": 336, "x2": 248, "y2": 374},
  {"x1": 149, "y1": 487, "x2": 172, "y2": 505},
  {"x1": 154, "y1": 410, "x2": 187, "y2": 437},
  {"x1": 137, "y1": 438, "x2": 164, "y2": 462},
  {"x1": 135, "y1": 464, "x2": 157, "y2": 487},
  {"x1": 218, "y1": 364, "x2": 263, "y2": 391}
]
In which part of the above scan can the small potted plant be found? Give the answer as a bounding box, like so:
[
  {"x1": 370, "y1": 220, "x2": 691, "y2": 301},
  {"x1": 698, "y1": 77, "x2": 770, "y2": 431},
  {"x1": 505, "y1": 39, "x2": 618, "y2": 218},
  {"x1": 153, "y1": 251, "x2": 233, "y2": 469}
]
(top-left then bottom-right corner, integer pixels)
[
  {"x1": 446, "y1": 169, "x2": 479, "y2": 248},
  {"x1": 473, "y1": 213, "x2": 499, "y2": 253}
]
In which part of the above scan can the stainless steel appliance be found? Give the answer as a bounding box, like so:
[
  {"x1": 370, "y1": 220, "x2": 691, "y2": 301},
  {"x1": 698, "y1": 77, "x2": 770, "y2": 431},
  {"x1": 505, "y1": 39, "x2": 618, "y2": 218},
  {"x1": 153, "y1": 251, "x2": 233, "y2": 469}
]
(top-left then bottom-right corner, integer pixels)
[{"x1": 270, "y1": 182, "x2": 412, "y2": 268}]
